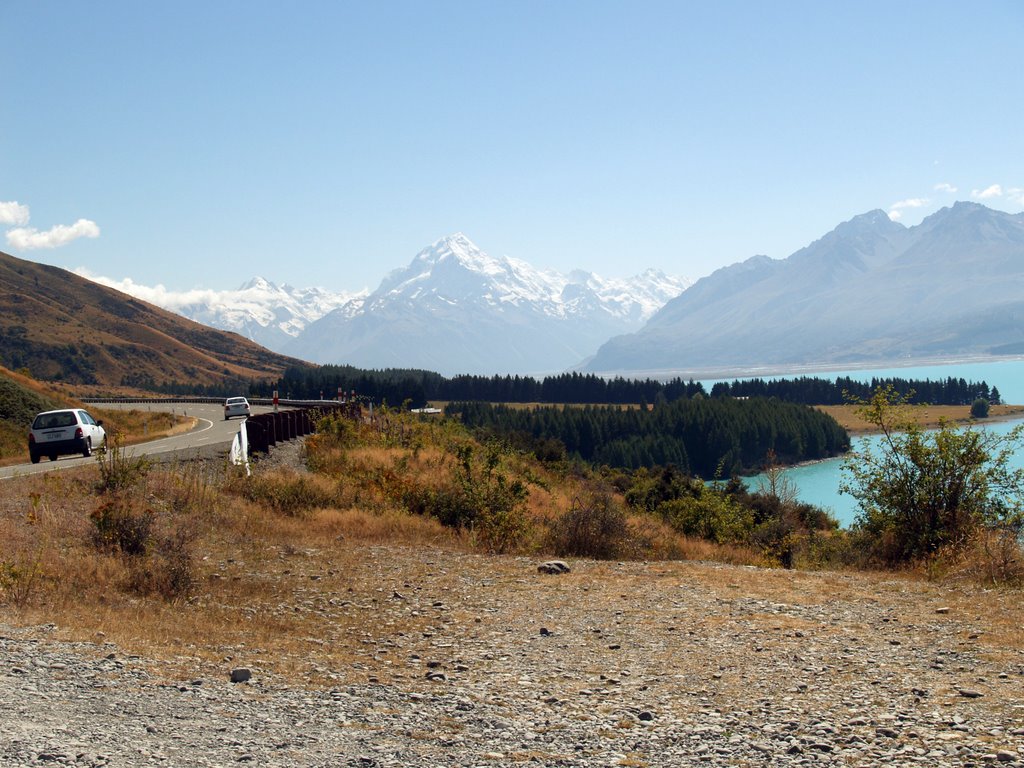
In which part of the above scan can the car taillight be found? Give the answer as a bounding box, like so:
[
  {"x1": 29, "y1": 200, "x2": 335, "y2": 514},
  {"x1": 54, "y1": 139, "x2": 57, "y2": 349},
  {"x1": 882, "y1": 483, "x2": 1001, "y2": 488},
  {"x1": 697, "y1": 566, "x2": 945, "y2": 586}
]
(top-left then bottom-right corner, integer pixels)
[
  {"x1": 28, "y1": 434, "x2": 35, "y2": 445},
  {"x1": 75, "y1": 427, "x2": 84, "y2": 439}
]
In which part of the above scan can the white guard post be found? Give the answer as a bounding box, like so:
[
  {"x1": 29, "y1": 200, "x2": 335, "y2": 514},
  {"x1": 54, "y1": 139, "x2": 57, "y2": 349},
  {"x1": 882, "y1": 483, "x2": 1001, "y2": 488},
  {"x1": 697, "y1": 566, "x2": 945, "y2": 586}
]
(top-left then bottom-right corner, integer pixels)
[{"x1": 229, "y1": 419, "x2": 251, "y2": 476}]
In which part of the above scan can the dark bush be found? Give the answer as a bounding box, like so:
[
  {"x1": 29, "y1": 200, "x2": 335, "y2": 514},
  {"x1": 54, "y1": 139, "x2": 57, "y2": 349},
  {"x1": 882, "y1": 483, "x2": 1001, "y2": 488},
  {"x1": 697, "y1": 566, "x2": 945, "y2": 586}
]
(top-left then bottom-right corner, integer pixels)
[
  {"x1": 549, "y1": 494, "x2": 629, "y2": 559},
  {"x1": 90, "y1": 497, "x2": 153, "y2": 557},
  {"x1": 126, "y1": 530, "x2": 196, "y2": 600}
]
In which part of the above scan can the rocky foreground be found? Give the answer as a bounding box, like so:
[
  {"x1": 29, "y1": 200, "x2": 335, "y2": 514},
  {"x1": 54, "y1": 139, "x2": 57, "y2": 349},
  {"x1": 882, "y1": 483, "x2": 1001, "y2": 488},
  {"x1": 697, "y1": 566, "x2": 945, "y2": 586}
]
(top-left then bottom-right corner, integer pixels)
[{"x1": 2, "y1": 548, "x2": 1023, "y2": 767}]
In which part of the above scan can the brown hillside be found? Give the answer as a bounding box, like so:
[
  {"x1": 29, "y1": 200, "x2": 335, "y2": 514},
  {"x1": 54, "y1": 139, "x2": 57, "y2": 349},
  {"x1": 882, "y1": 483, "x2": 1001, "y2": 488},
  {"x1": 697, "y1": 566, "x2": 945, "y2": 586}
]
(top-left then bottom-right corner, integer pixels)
[{"x1": 0, "y1": 250, "x2": 310, "y2": 388}]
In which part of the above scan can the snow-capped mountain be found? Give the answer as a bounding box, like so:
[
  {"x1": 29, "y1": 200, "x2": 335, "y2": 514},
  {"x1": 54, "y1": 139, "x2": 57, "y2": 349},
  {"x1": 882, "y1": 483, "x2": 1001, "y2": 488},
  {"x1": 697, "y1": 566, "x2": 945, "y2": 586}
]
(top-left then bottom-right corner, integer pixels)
[
  {"x1": 286, "y1": 233, "x2": 690, "y2": 375},
  {"x1": 177, "y1": 277, "x2": 366, "y2": 350},
  {"x1": 75, "y1": 270, "x2": 365, "y2": 351}
]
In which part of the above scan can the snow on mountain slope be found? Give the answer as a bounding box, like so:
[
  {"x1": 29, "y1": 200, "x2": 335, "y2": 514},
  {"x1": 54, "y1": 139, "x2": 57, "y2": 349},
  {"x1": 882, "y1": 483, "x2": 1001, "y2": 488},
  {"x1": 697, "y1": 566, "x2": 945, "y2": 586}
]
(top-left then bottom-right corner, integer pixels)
[
  {"x1": 73, "y1": 270, "x2": 365, "y2": 351},
  {"x1": 76, "y1": 234, "x2": 689, "y2": 374},
  {"x1": 287, "y1": 234, "x2": 691, "y2": 375},
  {"x1": 364, "y1": 233, "x2": 687, "y2": 321}
]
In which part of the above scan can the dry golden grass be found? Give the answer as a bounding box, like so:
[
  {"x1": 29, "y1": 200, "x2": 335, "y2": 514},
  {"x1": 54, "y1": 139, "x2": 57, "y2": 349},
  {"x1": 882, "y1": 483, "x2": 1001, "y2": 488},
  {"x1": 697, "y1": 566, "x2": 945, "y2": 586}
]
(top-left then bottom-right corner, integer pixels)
[
  {"x1": 0, "y1": 250, "x2": 301, "y2": 388},
  {"x1": 2, "y1": 407, "x2": 1022, "y2": 701},
  {"x1": 91, "y1": 407, "x2": 195, "y2": 445},
  {"x1": 0, "y1": 413, "x2": 193, "y2": 468},
  {"x1": 1, "y1": 459, "x2": 1022, "y2": 706},
  {"x1": 817, "y1": 403, "x2": 1024, "y2": 433}
]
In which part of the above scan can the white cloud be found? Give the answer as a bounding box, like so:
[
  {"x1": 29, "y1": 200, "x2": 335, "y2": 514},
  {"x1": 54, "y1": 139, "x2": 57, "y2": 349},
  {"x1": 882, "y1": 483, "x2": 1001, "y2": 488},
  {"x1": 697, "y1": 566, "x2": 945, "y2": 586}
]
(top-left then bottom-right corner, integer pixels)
[
  {"x1": 933, "y1": 183, "x2": 957, "y2": 194},
  {"x1": 889, "y1": 197, "x2": 929, "y2": 211},
  {"x1": 72, "y1": 269, "x2": 221, "y2": 310},
  {"x1": 6, "y1": 218, "x2": 101, "y2": 250},
  {"x1": 971, "y1": 184, "x2": 1003, "y2": 200},
  {"x1": 0, "y1": 201, "x2": 31, "y2": 226},
  {"x1": 1007, "y1": 187, "x2": 1024, "y2": 207},
  {"x1": 887, "y1": 197, "x2": 929, "y2": 220}
]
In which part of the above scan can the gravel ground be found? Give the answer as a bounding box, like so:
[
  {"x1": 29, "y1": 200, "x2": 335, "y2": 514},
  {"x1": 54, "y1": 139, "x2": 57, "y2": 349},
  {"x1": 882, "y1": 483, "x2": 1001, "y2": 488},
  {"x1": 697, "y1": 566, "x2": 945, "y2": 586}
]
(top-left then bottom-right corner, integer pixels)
[
  {"x1": 3, "y1": 438, "x2": 1023, "y2": 766},
  {"x1": 3, "y1": 545, "x2": 1024, "y2": 768}
]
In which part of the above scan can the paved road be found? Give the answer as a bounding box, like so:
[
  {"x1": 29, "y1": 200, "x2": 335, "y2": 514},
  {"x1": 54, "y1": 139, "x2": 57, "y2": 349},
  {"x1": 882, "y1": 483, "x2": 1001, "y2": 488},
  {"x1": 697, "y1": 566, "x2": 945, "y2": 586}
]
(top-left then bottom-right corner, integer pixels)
[{"x1": 0, "y1": 402, "x2": 276, "y2": 481}]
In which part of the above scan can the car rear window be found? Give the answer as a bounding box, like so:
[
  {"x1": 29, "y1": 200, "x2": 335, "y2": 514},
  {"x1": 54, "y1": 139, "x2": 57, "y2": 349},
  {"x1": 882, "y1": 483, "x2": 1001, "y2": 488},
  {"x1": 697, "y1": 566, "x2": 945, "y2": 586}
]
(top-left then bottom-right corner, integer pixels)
[{"x1": 33, "y1": 412, "x2": 77, "y2": 429}]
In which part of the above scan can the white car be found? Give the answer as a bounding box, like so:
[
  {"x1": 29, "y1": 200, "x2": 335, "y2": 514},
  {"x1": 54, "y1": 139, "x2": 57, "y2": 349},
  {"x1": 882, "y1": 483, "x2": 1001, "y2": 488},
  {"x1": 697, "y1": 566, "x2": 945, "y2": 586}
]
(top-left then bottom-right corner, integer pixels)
[
  {"x1": 28, "y1": 409, "x2": 106, "y2": 464},
  {"x1": 224, "y1": 397, "x2": 251, "y2": 420}
]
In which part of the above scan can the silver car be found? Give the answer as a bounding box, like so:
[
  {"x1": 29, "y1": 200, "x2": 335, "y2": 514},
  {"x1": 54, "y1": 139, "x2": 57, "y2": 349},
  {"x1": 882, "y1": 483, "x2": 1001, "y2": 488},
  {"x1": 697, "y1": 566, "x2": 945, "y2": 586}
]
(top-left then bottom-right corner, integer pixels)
[{"x1": 28, "y1": 409, "x2": 106, "y2": 463}]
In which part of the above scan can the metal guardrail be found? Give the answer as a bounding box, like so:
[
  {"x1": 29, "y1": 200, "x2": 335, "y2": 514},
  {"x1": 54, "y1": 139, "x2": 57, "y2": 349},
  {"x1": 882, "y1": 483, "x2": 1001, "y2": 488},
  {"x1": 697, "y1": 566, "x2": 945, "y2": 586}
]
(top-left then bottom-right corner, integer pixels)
[
  {"x1": 244, "y1": 407, "x2": 325, "y2": 454},
  {"x1": 85, "y1": 396, "x2": 352, "y2": 408},
  {"x1": 84, "y1": 398, "x2": 362, "y2": 458}
]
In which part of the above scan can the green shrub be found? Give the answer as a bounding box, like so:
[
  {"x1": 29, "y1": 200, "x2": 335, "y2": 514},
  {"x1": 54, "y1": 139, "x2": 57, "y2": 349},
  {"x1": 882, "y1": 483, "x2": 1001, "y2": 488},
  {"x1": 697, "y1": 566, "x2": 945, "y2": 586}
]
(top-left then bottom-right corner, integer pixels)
[
  {"x1": 657, "y1": 488, "x2": 754, "y2": 545},
  {"x1": 475, "y1": 501, "x2": 532, "y2": 554},
  {"x1": 842, "y1": 386, "x2": 1024, "y2": 565},
  {"x1": 401, "y1": 442, "x2": 531, "y2": 551},
  {"x1": 315, "y1": 411, "x2": 360, "y2": 448}
]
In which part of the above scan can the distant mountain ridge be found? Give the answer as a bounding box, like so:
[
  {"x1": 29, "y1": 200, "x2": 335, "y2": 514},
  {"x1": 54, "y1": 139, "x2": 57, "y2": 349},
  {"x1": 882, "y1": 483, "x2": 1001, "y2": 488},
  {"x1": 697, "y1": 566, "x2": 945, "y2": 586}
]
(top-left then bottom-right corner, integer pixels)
[
  {"x1": 585, "y1": 202, "x2": 1024, "y2": 374},
  {"x1": 81, "y1": 234, "x2": 689, "y2": 375},
  {"x1": 76, "y1": 271, "x2": 364, "y2": 352},
  {"x1": 285, "y1": 233, "x2": 691, "y2": 375},
  {"x1": 171, "y1": 277, "x2": 364, "y2": 351}
]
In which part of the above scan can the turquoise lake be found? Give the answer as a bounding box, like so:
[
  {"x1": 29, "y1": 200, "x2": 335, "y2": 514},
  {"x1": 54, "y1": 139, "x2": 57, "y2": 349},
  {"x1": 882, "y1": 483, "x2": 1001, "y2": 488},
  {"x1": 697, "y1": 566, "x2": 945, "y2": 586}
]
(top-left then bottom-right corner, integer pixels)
[{"x1": 728, "y1": 359, "x2": 1024, "y2": 527}]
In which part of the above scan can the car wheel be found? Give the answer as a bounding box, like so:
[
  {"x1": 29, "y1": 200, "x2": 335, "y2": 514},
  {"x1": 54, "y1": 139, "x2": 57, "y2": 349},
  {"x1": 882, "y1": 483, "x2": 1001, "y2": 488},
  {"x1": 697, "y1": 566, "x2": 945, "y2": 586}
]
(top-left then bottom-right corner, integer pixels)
[
  {"x1": 30, "y1": 451, "x2": 40, "y2": 464},
  {"x1": 49, "y1": 453, "x2": 58, "y2": 462},
  {"x1": 82, "y1": 438, "x2": 92, "y2": 458}
]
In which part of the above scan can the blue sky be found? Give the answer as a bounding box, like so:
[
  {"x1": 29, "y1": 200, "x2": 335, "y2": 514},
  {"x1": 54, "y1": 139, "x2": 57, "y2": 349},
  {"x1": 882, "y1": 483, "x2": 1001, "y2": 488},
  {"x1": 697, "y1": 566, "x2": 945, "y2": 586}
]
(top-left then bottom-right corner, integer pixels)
[{"x1": 2, "y1": 1, "x2": 1022, "y2": 294}]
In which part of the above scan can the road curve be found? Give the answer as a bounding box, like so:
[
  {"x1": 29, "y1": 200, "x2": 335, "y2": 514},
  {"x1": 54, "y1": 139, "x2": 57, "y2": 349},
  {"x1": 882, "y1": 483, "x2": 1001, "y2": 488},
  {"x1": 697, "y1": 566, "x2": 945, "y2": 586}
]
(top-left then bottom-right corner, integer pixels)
[{"x1": 0, "y1": 402, "x2": 277, "y2": 481}]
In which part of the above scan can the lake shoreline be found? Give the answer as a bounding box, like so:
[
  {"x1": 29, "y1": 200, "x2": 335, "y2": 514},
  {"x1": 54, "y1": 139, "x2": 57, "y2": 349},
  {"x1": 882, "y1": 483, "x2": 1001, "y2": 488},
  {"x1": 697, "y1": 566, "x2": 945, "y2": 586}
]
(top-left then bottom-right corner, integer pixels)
[{"x1": 609, "y1": 353, "x2": 1024, "y2": 383}]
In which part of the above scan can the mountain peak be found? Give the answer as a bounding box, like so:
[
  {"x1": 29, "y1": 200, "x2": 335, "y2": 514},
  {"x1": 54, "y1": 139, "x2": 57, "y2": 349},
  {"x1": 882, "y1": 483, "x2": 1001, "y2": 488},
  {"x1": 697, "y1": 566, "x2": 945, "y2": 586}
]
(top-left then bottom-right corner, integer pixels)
[
  {"x1": 239, "y1": 276, "x2": 276, "y2": 291},
  {"x1": 288, "y1": 235, "x2": 691, "y2": 374},
  {"x1": 833, "y1": 209, "x2": 904, "y2": 236},
  {"x1": 412, "y1": 233, "x2": 498, "y2": 272}
]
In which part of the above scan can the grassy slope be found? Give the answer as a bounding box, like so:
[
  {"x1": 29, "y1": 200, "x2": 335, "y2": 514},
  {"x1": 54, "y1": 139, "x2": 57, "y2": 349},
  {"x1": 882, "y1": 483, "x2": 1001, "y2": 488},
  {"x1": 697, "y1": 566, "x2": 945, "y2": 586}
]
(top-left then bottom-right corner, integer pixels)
[
  {"x1": 0, "y1": 366, "x2": 69, "y2": 462},
  {"x1": 0, "y1": 249, "x2": 308, "y2": 388},
  {"x1": 817, "y1": 403, "x2": 1024, "y2": 434}
]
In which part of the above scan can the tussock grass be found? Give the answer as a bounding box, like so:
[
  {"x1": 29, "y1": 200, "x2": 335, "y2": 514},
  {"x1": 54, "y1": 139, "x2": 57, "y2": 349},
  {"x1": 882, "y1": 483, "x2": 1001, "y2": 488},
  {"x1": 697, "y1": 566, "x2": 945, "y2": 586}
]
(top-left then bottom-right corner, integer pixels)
[{"x1": 1, "y1": 405, "x2": 1021, "y2": 692}]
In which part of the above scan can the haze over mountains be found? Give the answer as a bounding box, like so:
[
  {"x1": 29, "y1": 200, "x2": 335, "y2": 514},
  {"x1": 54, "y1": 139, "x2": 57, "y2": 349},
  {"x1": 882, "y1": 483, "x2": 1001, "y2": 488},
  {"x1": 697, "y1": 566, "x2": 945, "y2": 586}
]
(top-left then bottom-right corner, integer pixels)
[
  {"x1": 89, "y1": 234, "x2": 691, "y2": 376},
  {"x1": 585, "y1": 202, "x2": 1024, "y2": 375},
  {"x1": 48, "y1": 201, "x2": 1024, "y2": 380},
  {"x1": 75, "y1": 272, "x2": 365, "y2": 354},
  {"x1": 286, "y1": 234, "x2": 690, "y2": 375}
]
